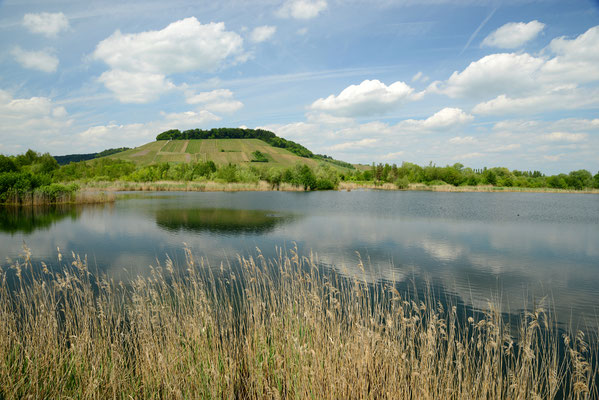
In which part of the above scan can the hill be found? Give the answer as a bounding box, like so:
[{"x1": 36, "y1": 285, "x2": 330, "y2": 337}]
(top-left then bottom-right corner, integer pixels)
[
  {"x1": 104, "y1": 128, "x2": 354, "y2": 170},
  {"x1": 107, "y1": 138, "x2": 341, "y2": 169}
]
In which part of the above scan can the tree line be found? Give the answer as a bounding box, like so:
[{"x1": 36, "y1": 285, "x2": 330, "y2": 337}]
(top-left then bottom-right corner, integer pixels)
[
  {"x1": 342, "y1": 162, "x2": 599, "y2": 190},
  {"x1": 2, "y1": 149, "x2": 598, "y2": 204},
  {"x1": 0, "y1": 150, "x2": 78, "y2": 204}
]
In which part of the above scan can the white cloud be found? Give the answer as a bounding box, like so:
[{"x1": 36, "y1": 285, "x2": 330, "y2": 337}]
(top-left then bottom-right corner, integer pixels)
[
  {"x1": 482, "y1": 20, "x2": 545, "y2": 49},
  {"x1": 472, "y1": 87, "x2": 599, "y2": 115},
  {"x1": 396, "y1": 108, "x2": 473, "y2": 131},
  {"x1": 185, "y1": 89, "x2": 243, "y2": 113},
  {"x1": 277, "y1": 0, "x2": 327, "y2": 19},
  {"x1": 328, "y1": 138, "x2": 378, "y2": 151},
  {"x1": 78, "y1": 110, "x2": 220, "y2": 149},
  {"x1": 449, "y1": 136, "x2": 476, "y2": 144},
  {"x1": 429, "y1": 52, "x2": 544, "y2": 99},
  {"x1": 12, "y1": 47, "x2": 59, "y2": 73},
  {"x1": 98, "y1": 70, "x2": 175, "y2": 104},
  {"x1": 541, "y1": 132, "x2": 588, "y2": 142},
  {"x1": 310, "y1": 79, "x2": 420, "y2": 117},
  {"x1": 0, "y1": 90, "x2": 73, "y2": 153},
  {"x1": 542, "y1": 26, "x2": 599, "y2": 84},
  {"x1": 93, "y1": 17, "x2": 246, "y2": 103},
  {"x1": 250, "y1": 25, "x2": 276, "y2": 43},
  {"x1": 431, "y1": 26, "x2": 599, "y2": 116},
  {"x1": 23, "y1": 12, "x2": 69, "y2": 37}
]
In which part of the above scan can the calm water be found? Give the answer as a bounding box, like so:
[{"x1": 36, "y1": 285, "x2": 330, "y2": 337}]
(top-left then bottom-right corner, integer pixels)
[{"x1": 1, "y1": 190, "x2": 598, "y2": 329}]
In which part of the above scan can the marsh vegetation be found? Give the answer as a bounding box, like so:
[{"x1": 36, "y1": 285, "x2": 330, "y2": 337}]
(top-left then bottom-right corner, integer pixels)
[{"x1": 0, "y1": 247, "x2": 597, "y2": 399}]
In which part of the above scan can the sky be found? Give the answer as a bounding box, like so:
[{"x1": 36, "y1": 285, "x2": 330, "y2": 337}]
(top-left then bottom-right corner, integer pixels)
[{"x1": 0, "y1": 0, "x2": 598, "y2": 174}]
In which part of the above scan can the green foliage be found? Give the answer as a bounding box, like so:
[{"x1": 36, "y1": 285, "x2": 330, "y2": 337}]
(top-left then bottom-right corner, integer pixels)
[
  {"x1": 251, "y1": 150, "x2": 269, "y2": 163},
  {"x1": 214, "y1": 164, "x2": 239, "y2": 183},
  {"x1": 0, "y1": 155, "x2": 17, "y2": 173},
  {"x1": 395, "y1": 177, "x2": 410, "y2": 189}
]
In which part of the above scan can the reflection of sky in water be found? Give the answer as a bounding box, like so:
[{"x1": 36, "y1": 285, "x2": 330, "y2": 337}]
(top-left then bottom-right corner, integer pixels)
[{"x1": 1, "y1": 191, "x2": 597, "y2": 328}]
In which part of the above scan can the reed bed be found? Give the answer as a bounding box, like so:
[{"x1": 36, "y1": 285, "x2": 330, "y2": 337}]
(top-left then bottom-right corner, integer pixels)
[
  {"x1": 2, "y1": 190, "x2": 115, "y2": 206},
  {"x1": 0, "y1": 247, "x2": 597, "y2": 399}
]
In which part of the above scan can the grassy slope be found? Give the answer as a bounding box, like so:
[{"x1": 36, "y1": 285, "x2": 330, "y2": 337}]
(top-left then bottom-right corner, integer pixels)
[{"x1": 107, "y1": 139, "x2": 343, "y2": 170}]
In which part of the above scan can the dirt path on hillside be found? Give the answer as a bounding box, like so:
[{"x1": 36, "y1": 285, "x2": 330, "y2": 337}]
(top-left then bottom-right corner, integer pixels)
[{"x1": 181, "y1": 140, "x2": 189, "y2": 153}]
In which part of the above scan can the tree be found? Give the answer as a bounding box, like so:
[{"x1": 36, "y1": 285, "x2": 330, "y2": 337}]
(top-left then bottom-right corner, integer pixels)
[{"x1": 0, "y1": 155, "x2": 17, "y2": 173}]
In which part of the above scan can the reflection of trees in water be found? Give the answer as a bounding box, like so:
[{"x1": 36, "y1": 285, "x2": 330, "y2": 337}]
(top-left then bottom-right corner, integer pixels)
[
  {"x1": 0, "y1": 205, "x2": 82, "y2": 234},
  {"x1": 155, "y1": 208, "x2": 294, "y2": 234}
]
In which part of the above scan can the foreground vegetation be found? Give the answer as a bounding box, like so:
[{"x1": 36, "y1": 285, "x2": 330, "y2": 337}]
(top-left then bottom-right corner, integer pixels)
[
  {"x1": 2, "y1": 143, "x2": 598, "y2": 203},
  {"x1": 0, "y1": 247, "x2": 596, "y2": 399}
]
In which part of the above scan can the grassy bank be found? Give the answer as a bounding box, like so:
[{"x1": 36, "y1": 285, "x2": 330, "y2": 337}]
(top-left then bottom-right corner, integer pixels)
[{"x1": 0, "y1": 248, "x2": 596, "y2": 399}]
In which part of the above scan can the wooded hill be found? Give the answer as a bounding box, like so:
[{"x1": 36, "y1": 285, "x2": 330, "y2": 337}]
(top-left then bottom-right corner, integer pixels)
[{"x1": 105, "y1": 128, "x2": 354, "y2": 170}]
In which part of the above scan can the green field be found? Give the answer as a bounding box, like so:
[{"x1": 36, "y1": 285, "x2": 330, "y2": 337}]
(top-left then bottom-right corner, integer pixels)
[{"x1": 107, "y1": 139, "x2": 340, "y2": 169}]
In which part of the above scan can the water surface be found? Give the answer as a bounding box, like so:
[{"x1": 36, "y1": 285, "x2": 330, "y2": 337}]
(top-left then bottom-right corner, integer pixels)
[{"x1": 1, "y1": 190, "x2": 597, "y2": 329}]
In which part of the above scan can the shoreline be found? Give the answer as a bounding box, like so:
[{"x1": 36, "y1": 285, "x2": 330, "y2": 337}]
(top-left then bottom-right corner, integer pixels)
[{"x1": 77, "y1": 179, "x2": 599, "y2": 194}]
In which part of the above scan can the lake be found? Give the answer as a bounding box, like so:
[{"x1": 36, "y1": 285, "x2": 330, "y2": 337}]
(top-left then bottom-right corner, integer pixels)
[{"x1": 1, "y1": 190, "x2": 598, "y2": 330}]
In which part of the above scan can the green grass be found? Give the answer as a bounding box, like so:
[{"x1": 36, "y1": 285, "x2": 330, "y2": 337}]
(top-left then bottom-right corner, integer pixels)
[
  {"x1": 106, "y1": 139, "x2": 350, "y2": 171},
  {"x1": 0, "y1": 247, "x2": 597, "y2": 398},
  {"x1": 160, "y1": 140, "x2": 185, "y2": 153}
]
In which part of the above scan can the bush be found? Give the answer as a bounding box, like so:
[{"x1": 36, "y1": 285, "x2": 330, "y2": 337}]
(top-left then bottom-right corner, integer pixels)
[{"x1": 395, "y1": 177, "x2": 410, "y2": 189}]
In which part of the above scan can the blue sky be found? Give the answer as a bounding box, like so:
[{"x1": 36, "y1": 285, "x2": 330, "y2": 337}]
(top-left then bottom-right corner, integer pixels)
[{"x1": 1, "y1": 0, "x2": 598, "y2": 173}]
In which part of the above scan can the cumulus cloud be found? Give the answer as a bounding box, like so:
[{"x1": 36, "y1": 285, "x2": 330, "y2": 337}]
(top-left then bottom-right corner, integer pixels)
[
  {"x1": 12, "y1": 47, "x2": 59, "y2": 73},
  {"x1": 542, "y1": 26, "x2": 599, "y2": 84},
  {"x1": 310, "y1": 79, "x2": 420, "y2": 117},
  {"x1": 428, "y1": 53, "x2": 544, "y2": 99},
  {"x1": 185, "y1": 89, "x2": 243, "y2": 113},
  {"x1": 250, "y1": 25, "x2": 276, "y2": 43},
  {"x1": 93, "y1": 17, "x2": 246, "y2": 103},
  {"x1": 97, "y1": 70, "x2": 176, "y2": 103},
  {"x1": 430, "y1": 26, "x2": 599, "y2": 116},
  {"x1": 277, "y1": 0, "x2": 327, "y2": 19},
  {"x1": 23, "y1": 12, "x2": 69, "y2": 37},
  {"x1": 482, "y1": 20, "x2": 545, "y2": 49},
  {"x1": 396, "y1": 108, "x2": 473, "y2": 131},
  {"x1": 0, "y1": 90, "x2": 73, "y2": 153}
]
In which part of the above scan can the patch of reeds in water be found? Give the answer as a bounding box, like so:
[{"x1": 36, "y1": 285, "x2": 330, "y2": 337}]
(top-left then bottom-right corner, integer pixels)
[
  {"x1": 0, "y1": 247, "x2": 597, "y2": 399},
  {"x1": 3, "y1": 190, "x2": 115, "y2": 206}
]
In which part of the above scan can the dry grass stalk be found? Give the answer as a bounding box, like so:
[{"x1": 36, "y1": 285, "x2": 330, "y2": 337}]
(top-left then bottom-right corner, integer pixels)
[{"x1": 0, "y1": 247, "x2": 597, "y2": 399}]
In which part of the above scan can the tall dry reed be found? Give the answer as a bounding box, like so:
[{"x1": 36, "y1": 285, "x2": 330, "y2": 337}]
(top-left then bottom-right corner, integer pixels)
[{"x1": 0, "y1": 246, "x2": 596, "y2": 399}]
